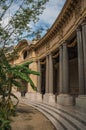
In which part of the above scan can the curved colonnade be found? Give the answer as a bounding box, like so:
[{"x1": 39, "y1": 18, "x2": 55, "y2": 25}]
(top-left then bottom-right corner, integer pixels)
[{"x1": 12, "y1": 0, "x2": 86, "y2": 110}]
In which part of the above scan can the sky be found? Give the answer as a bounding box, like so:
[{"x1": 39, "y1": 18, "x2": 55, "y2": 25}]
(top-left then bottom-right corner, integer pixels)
[
  {"x1": 30, "y1": 0, "x2": 66, "y2": 39},
  {"x1": 1, "y1": 0, "x2": 66, "y2": 42}
]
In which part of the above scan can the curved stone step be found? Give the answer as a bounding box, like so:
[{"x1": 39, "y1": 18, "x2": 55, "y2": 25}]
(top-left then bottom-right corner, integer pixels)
[
  {"x1": 35, "y1": 102, "x2": 86, "y2": 127},
  {"x1": 29, "y1": 103, "x2": 66, "y2": 130},
  {"x1": 20, "y1": 99, "x2": 86, "y2": 130},
  {"x1": 28, "y1": 102, "x2": 82, "y2": 130},
  {"x1": 42, "y1": 102, "x2": 86, "y2": 122}
]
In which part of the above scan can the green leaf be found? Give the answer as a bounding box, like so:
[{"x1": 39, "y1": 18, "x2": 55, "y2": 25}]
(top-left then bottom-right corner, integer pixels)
[
  {"x1": 10, "y1": 93, "x2": 19, "y2": 106},
  {"x1": 28, "y1": 76, "x2": 37, "y2": 91},
  {"x1": 12, "y1": 80, "x2": 22, "y2": 88}
]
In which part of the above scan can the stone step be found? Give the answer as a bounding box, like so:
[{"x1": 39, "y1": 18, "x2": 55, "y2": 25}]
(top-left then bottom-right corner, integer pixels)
[
  {"x1": 28, "y1": 102, "x2": 82, "y2": 130},
  {"x1": 43, "y1": 102, "x2": 86, "y2": 122},
  {"x1": 36, "y1": 102, "x2": 86, "y2": 126},
  {"x1": 36, "y1": 102, "x2": 86, "y2": 130},
  {"x1": 28, "y1": 102, "x2": 72, "y2": 130},
  {"x1": 20, "y1": 99, "x2": 86, "y2": 130},
  {"x1": 29, "y1": 103, "x2": 65, "y2": 130}
]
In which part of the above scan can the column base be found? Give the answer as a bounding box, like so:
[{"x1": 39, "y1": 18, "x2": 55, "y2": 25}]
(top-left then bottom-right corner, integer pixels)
[
  {"x1": 57, "y1": 94, "x2": 73, "y2": 106},
  {"x1": 76, "y1": 95, "x2": 86, "y2": 112},
  {"x1": 43, "y1": 93, "x2": 49, "y2": 102},
  {"x1": 43, "y1": 93, "x2": 55, "y2": 104},
  {"x1": 26, "y1": 92, "x2": 42, "y2": 102},
  {"x1": 36, "y1": 93, "x2": 42, "y2": 102},
  {"x1": 25, "y1": 92, "x2": 36, "y2": 101}
]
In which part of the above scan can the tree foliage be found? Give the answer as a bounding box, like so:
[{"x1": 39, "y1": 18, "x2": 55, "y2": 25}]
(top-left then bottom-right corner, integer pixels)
[
  {"x1": 0, "y1": 0, "x2": 49, "y2": 48},
  {"x1": 0, "y1": 1, "x2": 49, "y2": 129},
  {"x1": 0, "y1": 49, "x2": 40, "y2": 129}
]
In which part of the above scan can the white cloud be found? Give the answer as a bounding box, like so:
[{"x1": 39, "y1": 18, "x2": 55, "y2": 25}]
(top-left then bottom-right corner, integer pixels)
[
  {"x1": 1, "y1": 0, "x2": 66, "y2": 41},
  {"x1": 38, "y1": 0, "x2": 66, "y2": 26},
  {"x1": 1, "y1": 1, "x2": 21, "y2": 27}
]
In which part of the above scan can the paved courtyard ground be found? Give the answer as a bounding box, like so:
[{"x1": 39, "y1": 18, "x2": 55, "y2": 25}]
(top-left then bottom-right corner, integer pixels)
[{"x1": 11, "y1": 103, "x2": 56, "y2": 130}]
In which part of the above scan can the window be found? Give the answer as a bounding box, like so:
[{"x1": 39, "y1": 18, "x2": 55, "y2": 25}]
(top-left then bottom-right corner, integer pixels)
[{"x1": 23, "y1": 51, "x2": 27, "y2": 59}]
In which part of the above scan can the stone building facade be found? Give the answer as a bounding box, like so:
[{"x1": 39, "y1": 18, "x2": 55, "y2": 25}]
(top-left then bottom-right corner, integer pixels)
[{"x1": 11, "y1": 0, "x2": 86, "y2": 110}]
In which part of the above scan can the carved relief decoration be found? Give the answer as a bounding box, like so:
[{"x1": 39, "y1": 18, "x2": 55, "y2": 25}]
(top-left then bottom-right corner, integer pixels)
[
  {"x1": 46, "y1": 42, "x2": 50, "y2": 50},
  {"x1": 58, "y1": 29, "x2": 63, "y2": 40},
  {"x1": 75, "y1": 0, "x2": 82, "y2": 19}
]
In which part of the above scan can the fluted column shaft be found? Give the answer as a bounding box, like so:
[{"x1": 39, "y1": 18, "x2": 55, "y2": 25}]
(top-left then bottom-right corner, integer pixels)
[
  {"x1": 45, "y1": 55, "x2": 49, "y2": 93},
  {"x1": 82, "y1": 22, "x2": 86, "y2": 94},
  {"x1": 37, "y1": 60, "x2": 41, "y2": 93},
  {"x1": 59, "y1": 46, "x2": 63, "y2": 93},
  {"x1": 63, "y1": 43, "x2": 69, "y2": 94},
  {"x1": 77, "y1": 27, "x2": 85, "y2": 94},
  {"x1": 49, "y1": 54, "x2": 53, "y2": 93}
]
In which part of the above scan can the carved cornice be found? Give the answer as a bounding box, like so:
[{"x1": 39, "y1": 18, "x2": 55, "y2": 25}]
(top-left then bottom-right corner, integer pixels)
[
  {"x1": 27, "y1": 44, "x2": 35, "y2": 51},
  {"x1": 35, "y1": 0, "x2": 84, "y2": 50},
  {"x1": 15, "y1": 39, "x2": 29, "y2": 49}
]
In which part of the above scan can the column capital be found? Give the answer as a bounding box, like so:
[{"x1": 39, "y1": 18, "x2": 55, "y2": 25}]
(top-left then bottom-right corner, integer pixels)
[
  {"x1": 46, "y1": 54, "x2": 49, "y2": 57},
  {"x1": 59, "y1": 45, "x2": 63, "y2": 50},
  {"x1": 49, "y1": 52, "x2": 52, "y2": 56},
  {"x1": 38, "y1": 59, "x2": 41, "y2": 62},
  {"x1": 76, "y1": 25, "x2": 82, "y2": 31},
  {"x1": 81, "y1": 17, "x2": 86, "y2": 26},
  {"x1": 63, "y1": 41, "x2": 67, "y2": 46}
]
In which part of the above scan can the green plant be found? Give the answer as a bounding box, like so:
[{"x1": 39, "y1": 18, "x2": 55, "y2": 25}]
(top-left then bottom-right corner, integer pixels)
[{"x1": 0, "y1": 49, "x2": 40, "y2": 129}]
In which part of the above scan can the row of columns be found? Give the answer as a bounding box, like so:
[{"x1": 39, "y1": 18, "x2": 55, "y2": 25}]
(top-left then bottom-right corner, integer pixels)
[
  {"x1": 37, "y1": 20, "x2": 86, "y2": 96},
  {"x1": 37, "y1": 42, "x2": 69, "y2": 95},
  {"x1": 37, "y1": 54, "x2": 54, "y2": 94}
]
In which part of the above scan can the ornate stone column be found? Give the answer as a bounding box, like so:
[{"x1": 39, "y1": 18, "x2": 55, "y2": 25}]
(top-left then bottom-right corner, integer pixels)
[
  {"x1": 63, "y1": 42, "x2": 69, "y2": 94},
  {"x1": 77, "y1": 27, "x2": 85, "y2": 94},
  {"x1": 76, "y1": 20, "x2": 86, "y2": 111},
  {"x1": 36, "y1": 59, "x2": 42, "y2": 101},
  {"x1": 45, "y1": 55, "x2": 49, "y2": 93},
  {"x1": 43, "y1": 55, "x2": 49, "y2": 102},
  {"x1": 82, "y1": 21, "x2": 86, "y2": 94},
  {"x1": 37, "y1": 60, "x2": 41, "y2": 93},
  {"x1": 57, "y1": 42, "x2": 73, "y2": 106},
  {"x1": 49, "y1": 53, "x2": 53, "y2": 93},
  {"x1": 59, "y1": 46, "x2": 63, "y2": 93},
  {"x1": 44, "y1": 53, "x2": 55, "y2": 103}
]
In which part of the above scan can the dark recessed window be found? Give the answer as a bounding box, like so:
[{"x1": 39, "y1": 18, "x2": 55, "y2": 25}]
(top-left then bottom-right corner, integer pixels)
[{"x1": 23, "y1": 51, "x2": 27, "y2": 59}]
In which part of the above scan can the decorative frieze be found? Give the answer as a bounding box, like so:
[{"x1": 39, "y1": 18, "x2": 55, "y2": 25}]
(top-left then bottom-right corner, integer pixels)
[
  {"x1": 58, "y1": 30, "x2": 63, "y2": 40},
  {"x1": 75, "y1": 0, "x2": 82, "y2": 19},
  {"x1": 46, "y1": 42, "x2": 50, "y2": 50}
]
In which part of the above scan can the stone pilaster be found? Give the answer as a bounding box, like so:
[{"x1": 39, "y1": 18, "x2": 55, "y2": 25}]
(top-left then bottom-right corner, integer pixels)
[{"x1": 77, "y1": 27, "x2": 85, "y2": 94}]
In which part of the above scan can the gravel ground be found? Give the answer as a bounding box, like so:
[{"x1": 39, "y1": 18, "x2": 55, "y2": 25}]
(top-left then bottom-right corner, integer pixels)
[{"x1": 11, "y1": 103, "x2": 56, "y2": 130}]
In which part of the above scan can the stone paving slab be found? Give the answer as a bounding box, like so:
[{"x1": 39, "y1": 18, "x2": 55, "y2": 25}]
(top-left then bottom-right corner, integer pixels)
[{"x1": 11, "y1": 103, "x2": 56, "y2": 130}]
